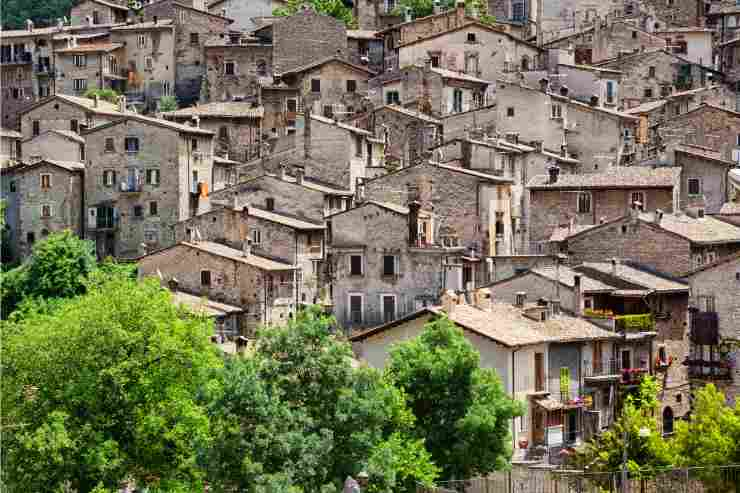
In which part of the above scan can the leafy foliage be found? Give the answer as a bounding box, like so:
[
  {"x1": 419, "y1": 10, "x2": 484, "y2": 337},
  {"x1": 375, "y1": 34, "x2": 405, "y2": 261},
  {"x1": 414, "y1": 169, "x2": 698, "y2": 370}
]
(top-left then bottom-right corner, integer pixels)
[
  {"x1": 385, "y1": 316, "x2": 523, "y2": 480},
  {"x1": 84, "y1": 88, "x2": 121, "y2": 104},
  {"x1": 158, "y1": 95, "x2": 179, "y2": 112},
  {"x1": 393, "y1": 0, "x2": 493, "y2": 23},
  {"x1": 1, "y1": 275, "x2": 222, "y2": 492},
  {"x1": 1, "y1": 0, "x2": 74, "y2": 29},
  {"x1": 273, "y1": 0, "x2": 356, "y2": 27}
]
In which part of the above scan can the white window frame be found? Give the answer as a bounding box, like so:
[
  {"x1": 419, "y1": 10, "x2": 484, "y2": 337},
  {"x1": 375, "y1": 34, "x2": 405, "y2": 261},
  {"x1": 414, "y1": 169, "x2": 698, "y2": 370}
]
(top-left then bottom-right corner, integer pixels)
[
  {"x1": 630, "y1": 191, "x2": 645, "y2": 209},
  {"x1": 40, "y1": 173, "x2": 52, "y2": 189},
  {"x1": 144, "y1": 56, "x2": 153, "y2": 70},
  {"x1": 380, "y1": 293, "x2": 397, "y2": 322},
  {"x1": 348, "y1": 292, "x2": 364, "y2": 324},
  {"x1": 146, "y1": 168, "x2": 160, "y2": 186},
  {"x1": 73, "y1": 78, "x2": 88, "y2": 92},
  {"x1": 577, "y1": 192, "x2": 592, "y2": 214},
  {"x1": 551, "y1": 102, "x2": 563, "y2": 119},
  {"x1": 687, "y1": 177, "x2": 702, "y2": 196},
  {"x1": 224, "y1": 60, "x2": 237, "y2": 76},
  {"x1": 40, "y1": 204, "x2": 53, "y2": 218},
  {"x1": 349, "y1": 253, "x2": 364, "y2": 276},
  {"x1": 73, "y1": 54, "x2": 86, "y2": 67},
  {"x1": 250, "y1": 228, "x2": 262, "y2": 246},
  {"x1": 137, "y1": 34, "x2": 148, "y2": 48}
]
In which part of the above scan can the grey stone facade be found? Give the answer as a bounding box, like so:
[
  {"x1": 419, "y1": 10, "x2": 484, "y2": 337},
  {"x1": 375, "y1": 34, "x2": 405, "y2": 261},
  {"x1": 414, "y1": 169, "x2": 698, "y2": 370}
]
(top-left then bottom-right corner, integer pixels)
[
  {"x1": 20, "y1": 94, "x2": 121, "y2": 141},
  {"x1": 22, "y1": 130, "x2": 85, "y2": 163}
]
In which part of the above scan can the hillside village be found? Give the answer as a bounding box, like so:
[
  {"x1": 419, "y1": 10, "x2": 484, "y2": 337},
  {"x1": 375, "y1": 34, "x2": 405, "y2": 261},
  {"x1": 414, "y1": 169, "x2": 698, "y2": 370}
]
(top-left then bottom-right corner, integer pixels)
[{"x1": 2, "y1": 0, "x2": 740, "y2": 474}]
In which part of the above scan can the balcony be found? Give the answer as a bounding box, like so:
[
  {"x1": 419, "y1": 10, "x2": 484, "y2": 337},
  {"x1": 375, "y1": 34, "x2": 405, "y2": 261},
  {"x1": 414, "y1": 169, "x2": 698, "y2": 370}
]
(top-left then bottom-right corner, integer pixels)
[
  {"x1": 1, "y1": 52, "x2": 32, "y2": 65},
  {"x1": 620, "y1": 367, "x2": 649, "y2": 385},
  {"x1": 119, "y1": 175, "x2": 143, "y2": 193},
  {"x1": 582, "y1": 310, "x2": 655, "y2": 333},
  {"x1": 584, "y1": 358, "x2": 621, "y2": 381},
  {"x1": 685, "y1": 359, "x2": 732, "y2": 381}
]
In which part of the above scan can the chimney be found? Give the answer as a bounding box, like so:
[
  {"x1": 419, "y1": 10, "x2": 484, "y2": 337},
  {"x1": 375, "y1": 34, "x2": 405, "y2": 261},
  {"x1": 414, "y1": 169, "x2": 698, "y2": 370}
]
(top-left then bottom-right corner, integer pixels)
[
  {"x1": 93, "y1": 94, "x2": 100, "y2": 108},
  {"x1": 408, "y1": 200, "x2": 421, "y2": 246},
  {"x1": 455, "y1": 0, "x2": 465, "y2": 24},
  {"x1": 589, "y1": 95, "x2": 599, "y2": 106},
  {"x1": 610, "y1": 258, "x2": 618, "y2": 277},
  {"x1": 560, "y1": 143, "x2": 568, "y2": 158},
  {"x1": 86, "y1": 15, "x2": 93, "y2": 27},
  {"x1": 153, "y1": 15, "x2": 158, "y2": 24},
  {"x1": 474, "y1": 287, "x2": 493, "y2": 312},
  {"x1": 440, "y1": 289, "x2": 458, "y2": 315},
  {"x1": 547, "y1": 165, "x2": 560, "y2": 184},
  {"x1": 654, "y1": 209, "x2": 664, "y2": 224},
  {"x1": 26, "y1": 19, "x2": 34, "y2": 32},
  {"x1": 559, "y1": 85, "x2": 569, "y2": 97},
  {"x1": 118, "y1": 95, "x2": 127, "y2": 113},
  {"x1": 515, "y1": 291, "x2": 527, "y2": 307},
  {"x1": 505, "y1": 132, "x2": 519, "y2": 144},
  {"x1": 539, "y1": 78, "x2": 550, "y2": 93},
  {"x1": 242, "y1": 239, "x2": 252, "y2": 257},
  {"x1": 573, "y1": 275, "x2": 582, "y2": 315},
  {"x1": 191, "y1": 116, "x2": 200, "y2": 128},
  {"x1": 295, "y1": 165, "x2": 305, "y2": 185}
]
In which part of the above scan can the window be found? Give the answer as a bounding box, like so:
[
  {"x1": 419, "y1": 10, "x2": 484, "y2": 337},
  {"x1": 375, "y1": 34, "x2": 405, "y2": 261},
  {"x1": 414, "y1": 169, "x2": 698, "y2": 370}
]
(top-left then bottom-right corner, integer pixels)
[
  {"x1": 41, "y1": 204, "x2": 52, "y2": 218},
  {"x1": 551, "y1": 103, "x2": 562, "y2": 119},
  {"x1": 9, "y1": 181, "x2": 16, "y2": 193},
  {"x1": 350, "y1": 254, "x2": 363, "y2": 276},
  {"x1": 662, "y1": 407, "x2": 674, "y2": 435},
  {"x1": 644, "y1": 88, "x2": 653, "y2": 98},
  {"x1": 385, "y1": 90, "x2": 400, "y2": 105},
  {"x1": 286, "y1": 99, "x2": 297, "y2": 112},
  {"x1": 355, "y1": 134, "x2": 363, "y2": 157},
  {"x1": 125, "y1": 137, "x2": 140, "y2": 153},
  {"x1": 346, "y1": 79, "x2": 356, "y2": 93},
  {"x1": 190, "y1": 33, "x2": 199, "y2": 45},
  {"x1": 146, "y1": 169, "x2": 160, "y2": 185},
  {"x1": 191, "y1": 138, "x2": 198, "y2": 151},
  {"x1": 606, "y1": 80, "x2": 615, "y2": 103},
  {"x1": 256, "y1": 60, "x2": 267, "y2": 77},
  {"x1": 133, "y1": 205, "x2": 143, "y2": 217},
  {"x1": 265, "y1": 197, "x2": 275, "y2": 210},
  {"x1": 648, "y1": 66, "x2": 656, "y2": 78},
  {"x1": 383, "y1": 255, "x2": 397, "y2": 276},
  {"x1": 92, "y1": 10, "x2": 100, "y2": 24},
  {"x1": 79, "y1": 144, "x2": 85, "y2": 161},
  {"x1": 27, "y1": 232, "x2": 35, "y2": 245},
  {"x1": 105, "y1": 137, "x2": 115, "y2": 152},
  {"x1": 349, "y1": 294, "x2": 363, "y2": 324},
  {"x1": 103, "y1": 170, "x2": 116, "y2": 186},
  {"x1": 224, "y1": 60, "x2": 236, "y2": 75},
  {"x1": 452, "y1": 88, "x2": 463, "y2": 113},
  {"x1": 218, "y1": 126, "x2": 228, "y2": 140},
  {"x1": 631, "y1": 191, "x2": 645, "y2": 209},
  {"x1": 201, "y1": 270, "x2": 211, "y2": 286},
  {"x1": 73, "y1": 55, "x2": 86, "y2": 67},
  {"x1": 632, "y1": 30, "x2": 637, "y2": 39},
  {"x1": 323, "y1": 104, "x2": 333, "y2": 119},
  {"x1": 145, "y1": 56, "x2": 153, "y2": 70},
  {"x1": 73, "y1": 79, "x2": 88, "y2": 92},
  {"x1": 70, "y1": 120, "x2": 79, "y2": 133},
  {"x1": 688, "y1": 178, "x2": 702, "y2": 196},
  {"x1": 311, "y1": 79, "x2": 321, "y2": 93},
  {"x1": 382, "y1": 294, "x2": 396, "y2": 323},
  {"x1": 577, "y1": 192, "x2": 591, "y2": 214},
  {"x1": 40, "y1": 173, "x2": 51, "y2": 189},
  {"x1": 137, "y1": 34, "x2": 147, "y2": 48},
  {"x1": 250, "y1": 229, "x2": 262, "y2": 246},
  {"x1": 149, "y1": 201, "x2": 158, "y2": 216},
  {"x1": 506, "y1": 107, "x2": 515, "y2": 117},
  {"x1": 705, "y1": 251, "x2": 717, "y2": 263},
  {"x1": 39, "y1": 85, "x2": 50, "y2": 98},
  {"x1": 661, "y1": 85, "x2": 671, "y2": 97},
  {"x1": 621, "y1": 349, "x2": 631, "y2": 370},
  {"x1": 430, "y1": 54, "x2": 440, "y2": 67},
  {"x1": 467, "y1": 32, "x2": 476, "y2": 43},
  {"x1": 32, "y1": 120, "x2": 40, "y2": 136}
]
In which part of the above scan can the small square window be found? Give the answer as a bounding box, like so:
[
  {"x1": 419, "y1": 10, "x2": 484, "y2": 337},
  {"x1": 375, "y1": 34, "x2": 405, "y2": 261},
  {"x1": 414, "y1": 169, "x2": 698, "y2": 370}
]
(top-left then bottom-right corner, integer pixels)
[
  {"x1": 125, "y1": 137, "x2": 140, "y2": 153},
  {"x1": 190, "y1": 33, "x2": 199, "y2": 45},
  {"x1": 644, "y1": 88, "x2": 653, "y2": 98},
  {"x1": 149, "y1": 201, "x2": 158, "y2": 216},
  {"x1": 347, "y1": 79, "x2": 356, "y2": 93},
  {"x1": 201, "y1": 270, "x2": 211, "y2": 286},
  {"x1": 350, "y1": 254, "x2": 363, "y2": 276},
  {"x1": 311, "y1": 79, "x2": 321, "y2": 93},
  {"x1": 648, "y1": 66, "x2": 656, "y2": 78},
  {"x1": 224, "y1": 60, "x2": 235, "y2": 75},
  {"x1": 105, "y1": 137, "x2": 115, "y2": 152},
  {"x1": 688, "y1": 178, "x2": 702, "y2": 196},
  {"x1": 507, "y1": 107, "x2": 515, "y2": 117},
  {"x1": 430, "y1": 55, "x2": 440, "y2": 67},
  {"x1": 467, "y1": 32, "x2": 476, "y2": 42},
  {"x1": 41, "y1": 204, "x2": 52, "y2": 218},
  {"x1": 133, "y1": 205, "x2": 143, "y2": 217}
]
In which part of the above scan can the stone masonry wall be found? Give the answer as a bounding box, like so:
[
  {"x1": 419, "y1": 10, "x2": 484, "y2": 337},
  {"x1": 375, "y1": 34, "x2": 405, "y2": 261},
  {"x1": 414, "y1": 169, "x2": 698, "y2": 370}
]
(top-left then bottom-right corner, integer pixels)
[
  {"x1": 202, "y1": 44, "x2": 272, "y2": 103},
  {"x1": 660, "y1": 105, "x2": 740, "y2": 163},
  {"x1": 272, "y1": 9, "x2": 347, "y2": 74},
  {"x1": 22, "y1": 132, "x2": 82, "y2": 162},
  {"x1": 20, "y1": 98, "x2": 119, "y2": 141}
]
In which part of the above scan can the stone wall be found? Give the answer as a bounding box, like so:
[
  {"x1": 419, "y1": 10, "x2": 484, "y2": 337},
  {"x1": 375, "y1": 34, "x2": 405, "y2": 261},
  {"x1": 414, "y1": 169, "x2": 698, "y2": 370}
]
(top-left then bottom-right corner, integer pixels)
[
  {"x1": 675, "y1": 151, "x2": 730, "y2": 214},
  {"x1": 22, "y1": 132, "x2": 82, "y2": 162},
  {"x1": 272, "y1": 8, "x2": 347, "y2": 74},
  {"x1": 202, "y1": 43, "x2": 272, "y2": 103},
  {"x1": 660, "y1": 105, "x2": 740, "y2": 163},
  {"x1": 20, "y1": 97, "x2": 120, "y2": 141}
]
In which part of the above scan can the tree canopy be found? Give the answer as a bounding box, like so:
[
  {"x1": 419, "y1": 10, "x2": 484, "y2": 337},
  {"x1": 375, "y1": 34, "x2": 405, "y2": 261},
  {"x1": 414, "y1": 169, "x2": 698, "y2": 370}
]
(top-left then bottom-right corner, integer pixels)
[
  {"x1": 273, "y1": 0, "x2": 356, "y2": 27},
  {"x1": 385, "y1": 316, "x2": 523, "y2": 480},
  {"x1": 1, "y1": 0, "x2": 74, "y2": 29}
]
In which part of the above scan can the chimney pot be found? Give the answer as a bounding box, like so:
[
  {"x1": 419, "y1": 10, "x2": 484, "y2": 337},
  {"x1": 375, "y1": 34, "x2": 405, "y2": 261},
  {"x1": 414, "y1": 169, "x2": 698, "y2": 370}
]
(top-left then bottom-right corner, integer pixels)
[{"x1": 295, "y1": 165, "x2": 305, "y2": 185}]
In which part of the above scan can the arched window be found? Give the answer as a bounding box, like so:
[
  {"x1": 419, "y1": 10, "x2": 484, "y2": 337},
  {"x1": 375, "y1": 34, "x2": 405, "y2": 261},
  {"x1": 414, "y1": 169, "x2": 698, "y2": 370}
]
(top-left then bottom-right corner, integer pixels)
[
  {"x1": 256, "y1": 60, "x2": 267, "y2": 77},
  {"x1": 662, "y1": 407, "x2": 674, "y2": 435}
]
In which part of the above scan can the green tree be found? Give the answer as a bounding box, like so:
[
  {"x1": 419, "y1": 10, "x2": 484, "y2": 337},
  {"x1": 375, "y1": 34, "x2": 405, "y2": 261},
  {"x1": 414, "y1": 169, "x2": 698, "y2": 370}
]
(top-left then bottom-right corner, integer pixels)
[
  {"x1": 672, "y1": 384, "x2": 740, "y2": 491},
  {"x1": 158, "y1": 95, "x2": 179, "y2": 112},
  {"x1": 1, "y1": 275, "x2": 222, "y2": 492},
  {"x1": 273, "y1": 0, "x2": 356, "y2": 27},
  {"x1": 1, "y1": 0, "x2": 74, "y2": 29},
  {"x1": 84, "y1": 87, "x2": 120, "y2": 104},
  {"x1": 385, "y1": 316, "x2": 523, "y2": 480},
  {"x1": 366, "y1": 433, "x2": 439, "y2": 493},
  {"x1": 394, "y1": 0, "x2": 494, "y2": 23}
]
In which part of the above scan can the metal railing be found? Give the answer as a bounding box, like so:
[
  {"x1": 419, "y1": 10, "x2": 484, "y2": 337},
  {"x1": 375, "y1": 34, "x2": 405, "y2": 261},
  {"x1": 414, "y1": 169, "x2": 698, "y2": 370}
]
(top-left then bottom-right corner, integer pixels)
[{"x1": 583, "y1": 358, "x2": 621, "y2": 378}]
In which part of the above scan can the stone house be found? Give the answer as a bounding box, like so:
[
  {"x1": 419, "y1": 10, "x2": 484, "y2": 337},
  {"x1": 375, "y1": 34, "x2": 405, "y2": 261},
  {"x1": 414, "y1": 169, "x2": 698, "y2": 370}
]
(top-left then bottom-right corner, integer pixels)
[
  {"x1": 175, "y1": 197, "x2": 326, "y2": 305},
  {"x1": 363, "y1": 160, "x2": 514, "y2": 256},
  {"x1": 54, "y1": 36, "x2": 126, "y2": 96},
  {"x1": 0, "y1": 128, "x2": 22, "y2": 168},
  {"x1": 351, "y1": 0, "x2": 401, "y2": 31},
  {"x1": 682, "y1": 252, "x2": 740, "y2": 405},
  {"x1": 716, "y1": 36, "x2": 740, "y2": 88},
  {"x1": 543, "y1": 19, "x2": 666, "y2": 65},
  {"x1": 19, "y1": 93, "x2": 122, "y2": 141},
  {"x1": 138, "y1": 239, "x2": 298, "y2": 334},
  {"x1": 526, "y1": 166, "x2": 680, "y2": 253},
  {"x1": 260, "y1": 83, "x2": 301, "y2": 140},
  {"x1": 625, "y1": 99, "x2": 668, "y2": 160},
  {"x1": 674, "y1": 144, "x2": 737, "y2": 214},
  {"x1": 110, "y1": 19, "x2": 177, "y2": 111},
  {"x1": 659, "y1": 104, "x2": 740, "y2": 162},
  {"x1": 206, "y1": 0, "x2": 280, "y2": 31},
  {"x1": 653, "y1": 27, "x2": 713, "y2": 67},
  {"x1": 706, "y1": 1, "x2": 740, "y2": 44},
  {"x1": 82, "y1": 112, "x2": 215, "y2": 258},
  {"x1": 349, "y1": 292, "x2": 624, "y2": 463},
  {"x1": 201, "y1": 31, "x2": 272, "y2": 104},
  {"x1": 1, "y1": 159, "x2": 84, "y2": 259},
  {"x1": 22, "y1": 129, "x2": 86, "y2": 163},
  {"x1": 169, "y1": 288, "x2": 244, "y2": 339},
  {"x1": 208, "y1": 170, "x2": 353, "y2": 223},
  {"x1": 280, "y1": 56, "x2": 374, "y2": 120},
  {"x1": 558, "y1": 210, "x2": 740, "y2": 276},
  {"x1": 164, "y1": 102, "x2": 263, "y2": 163},
  {"x1": 593, "y1": 49, "x2": 720, "y2": 110},
  {"x1": 142, "y1": 0, "x2": 233, "y2": 106},
  {"x1": 495, "y1": 80, "x2": 640, "y2": 171},
  {"x1": 70, "y1": 0, "x2": 129, "y2": 26},
  {"x1": 369, "y1": 62, "x2": 492, "y2": 118},
  {"x1": 522, "y1": 63, "x2": 623, "y2": 109},
  {"x1": 347, "y1": 29, "x2": 384, "y2": 74},
  {"x1": 381, "y1": 3, "x2": 541, "y2": 79},
  {"x1": 371, "y1": 105, "x2": 442, "y2": 167}
]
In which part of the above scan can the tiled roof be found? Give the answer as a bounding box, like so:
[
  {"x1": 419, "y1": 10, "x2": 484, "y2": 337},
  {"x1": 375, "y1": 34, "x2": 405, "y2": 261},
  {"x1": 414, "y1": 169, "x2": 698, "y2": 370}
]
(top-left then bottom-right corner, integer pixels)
[
  {"x1": 281, "y1": 55, "x2": 374, "y2": 76},
  {"x1": 430, "y1": 67, "x2": 491, "y2": 84},
  {"x1": 213, "y1": 156, "x2": 242, "y2": 165},
  {"x1": 675, "y1": 144, "x2": 735, "y2": 165},
  {"x1": 310, "y1": 114, "x2": 373, "y2": 136},
  {"x1": 47, "y1": 129, "x2": 86, "y2": 144},
  {"x1": 263, "y1": 170, "x2": 353, "y2": 195},
  {"x1": 557, "y1": 63, "x2": 623, "y2": 75},
  {"x1": 527, "y1": 166, "x2": 679, "y2": 190},
  {"x1": 111, "y1": 19, "x2": 175, "y2": 30},
  {"x1": 0, "y1": 128, "x2": 22, "y2": 138},
  {"x1": 681, "y1": 250, "x2": 740, "y2": 277},
  {"x1": 56, "y1": 43, "x2": 124, "y2": 54},
  {"x1": 87, "y1": 0, "x2": 129, "y2": 10},
  {"x1": 165, "y1": 102, "x2": 264, "y2": 119},
  {"x1": 531, "y1": 265, "x2": 617, "y2": 293},
  {"x1": 246, "y1": 206, "x2": 325, "y2": 230},
  {"x1": 639, "y1": 212, "x2": 740, "y2": 245},
  {"x1": 376, "y1": 105, "x2": 443, "y2": 124},
  {"x1": 329, "y1": 200, "x2": 410, "y2": 218},
  {"x1": 548, "y1": 224, "x2": 598, "y2": 242},
  {"x1": 625, "y1": 100, "x2": 666, "y2": 114},
  {"x1": 577, "y1": 262, "x2": 688, "y2": 293},
  {"x1": 182, "y1": 241, "x2": 296, "y2": 270},
  {"x1": 347, "y1": 29, "x2": 379, "y2": 39},
  {"x1": 171, "y1": 290, "x2": 243, "y2": 316},
  {"x1": 2, "y1": 159, "x2": 85, "y2": 174},
  {"x1": 56, "y1": 94, "x2": 121, "y2": 114},
  {"x1": 84, "y1": 113, "x2": 215, "y2": 136},
  {"x1": 667, "y1": 85, "x2": 723, "y2": 98}
]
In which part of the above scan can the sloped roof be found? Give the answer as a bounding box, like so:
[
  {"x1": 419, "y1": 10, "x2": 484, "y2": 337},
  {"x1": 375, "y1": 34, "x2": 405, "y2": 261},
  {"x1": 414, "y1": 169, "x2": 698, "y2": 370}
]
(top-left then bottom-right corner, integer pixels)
[
  {"x1": 310, "y1": 114, "x2": 373, "y2": 136},
  {"x1": 83, "y1": 114, "x2": 215, "y2": 136},
  {"x1": 577, "y1": 262, "x2": 688, "y2": 293},
  {"x1": 327, "y1": 200, "x2": 410, "y2": 218},
  {"x1": 21, "y1": 94, "x2": 122, "y2": 117},
  {"x1": 171, "y1": 290, "x2": 243, "y2": 316},
  {"x1": 527, "y1": 167, "x2": 679, "y2": 190},
  {"x1": 375, "y1": 105, "x2": 443, "y2": 125},
  {"x1": 56, "y1": 43, "x2": 124, "y2": 54},
  {"x1": 24, "y1": 129, "x2": 87, "y2": 144},
  {"x1": 0, "y1": 128, "x2": 22, "y2": 139},
  {"x1": 246, "y1": 206, "x2": 325, "y2": 230},
  {"x1": 681, "y1": 250, "x2": 740, "y2": 277},
  {"x1": 431, "y1": 67, "x2": 491, "y2": 84},
  {"x1": 675, "y1": 144, "x2": 735, "y2": 165},
  {"x1": 638, "y1": 212, "x2": 740, "y2": 245},
  {"x1": 531, "y1": 265, "x2": 617, "y2": 293},
  {"x1": 625, "y1": 100, "x2": 667, "y2": 114},
  {"x1": 86, "y1": 0, "x2": 129, "y2": 11},
  {"x1": 1, "y1": 159, "x2": 84, "y2": 175},
  {"x1": 548, "y1": 224, "x2": 598, "y2": 242},
  {"x1": 720, "y1": 201, "x2": 740, "y2": 215},
  {"x1": 181, "y1": 241, "x2": 295, "y2": 270},
  {"x1": 165, "y1": 102, "x2": 264, "y2": 119},
  {"x1": 280, "y1": 55, "x2": 374, "y2": 76},
  {"x1": 111, "y1": 19, "x2": 175, "y2": 30},
  {"x1": 347, "y1": 29, "x2": 379, "y2": 39}
]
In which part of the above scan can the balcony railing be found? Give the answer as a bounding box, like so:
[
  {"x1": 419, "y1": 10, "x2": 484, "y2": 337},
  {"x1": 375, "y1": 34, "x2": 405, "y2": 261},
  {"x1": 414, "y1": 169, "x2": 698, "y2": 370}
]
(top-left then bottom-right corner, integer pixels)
[
  {"x1": 583, "y1": 358, "x2": 621, "y2": 378},
  {"x1": 1, "y1": 52, "x2": 32, "y2": 64},
  {"x1": 685, "y1": 359, "x2": 732, "y2": 380}
]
